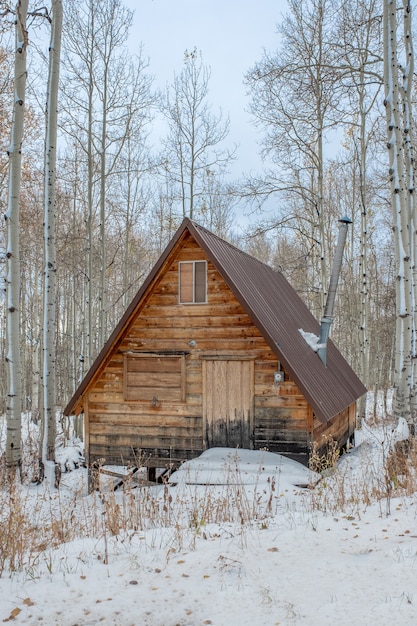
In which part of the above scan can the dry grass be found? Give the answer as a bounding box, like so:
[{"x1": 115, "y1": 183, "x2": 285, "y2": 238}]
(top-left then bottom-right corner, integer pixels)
[
  {"x1": 308, "y1": 436, "x2": 340, "y2": 474},
  {"x1": 3, "y1": 422, "x2": 417, "y2": 578},
  {"x1": 304, "y1": 426, "x2": 417, "y2": 517},
  {"x1": 0, "y1": 456, "x2": 279, "y2": 577}
]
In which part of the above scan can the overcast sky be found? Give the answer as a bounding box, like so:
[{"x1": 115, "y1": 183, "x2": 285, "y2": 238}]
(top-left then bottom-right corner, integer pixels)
[{"x1": 125, "y1": 0, "x2": 289, "y2": 177}]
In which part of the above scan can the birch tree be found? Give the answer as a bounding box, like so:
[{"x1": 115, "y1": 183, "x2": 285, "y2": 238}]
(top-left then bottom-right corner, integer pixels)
[
  {"x1": 5, "y1": 0, "x2": 28, "y2": 470},
  {"x1": 62, "y1": 0, "x2": 154, "y2": 363},
  {"x1": 383, "y1": 0, "x2": 416, "y2": 427},
  {"x1": 336, "y1": 0, "x2": 382, "y2": 416},
  {"x1": 41, "y1": 0, "x2": 62, "y2": 472},
  {"x1": 0, "y1": 47, "x2": 13, "y2": 414}
]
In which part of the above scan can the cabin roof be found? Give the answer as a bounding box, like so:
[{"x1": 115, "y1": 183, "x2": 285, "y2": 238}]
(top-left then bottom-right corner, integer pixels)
[{"x1": 64, "y1": 218, "x2": 366, "y2": 422}]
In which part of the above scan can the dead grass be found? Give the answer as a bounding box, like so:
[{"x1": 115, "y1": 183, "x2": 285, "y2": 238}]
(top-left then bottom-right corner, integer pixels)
[
  {"x1": 0, "y1": 457, "x2": 280, "y2": 577},
  {"x1": 304, "y1": 428, "x2": 417, "y2": 517},
  {"x1": 3, "y1": 426, "x2": 417, "y2": 577},
  {"x1": 308, "y1": 436, "x2": 340, "y2": 474}
]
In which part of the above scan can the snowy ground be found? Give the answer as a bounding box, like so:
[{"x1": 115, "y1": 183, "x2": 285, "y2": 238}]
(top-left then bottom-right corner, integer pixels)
[{"x1": 1, "y1": 399, "x2": 417, "y2": 625}]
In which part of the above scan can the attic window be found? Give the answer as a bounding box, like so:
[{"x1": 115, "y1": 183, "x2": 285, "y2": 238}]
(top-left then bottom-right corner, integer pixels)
[{"x1": 179, "y1": 261, "x2": 207, "y2": 304}]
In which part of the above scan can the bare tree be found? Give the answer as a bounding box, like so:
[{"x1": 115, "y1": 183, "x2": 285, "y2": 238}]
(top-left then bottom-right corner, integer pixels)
[
  {"x1": 41, "y1": 0, "x2": 62, "y2": 478},
  {"x1": 161, "y1": 48, "x2": 235, "y2": 222},
  {"x1": 245, "y1": 0, "x2": 343, "y2": 312},
  {"x1": 62, "y1": 0, "x2": 155, "y2": 362},
  {"x1": 335, "y1": 0, "x2": 383, "y2": 417},
  {"x1": 0, "y1": 46, "x2": 14, "y2": 415},
  {"x1": 4, "y1": 0, "x2": 28, "y2": 471},
  {"x1": 383, "y1": 0, "x2": 416, "y2": 427}
]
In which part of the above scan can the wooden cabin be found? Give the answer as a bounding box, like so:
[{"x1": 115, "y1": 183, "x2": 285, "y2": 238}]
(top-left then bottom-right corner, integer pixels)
[{"x1": 64, "y1": 218, "x2": 366, "y2": 474}]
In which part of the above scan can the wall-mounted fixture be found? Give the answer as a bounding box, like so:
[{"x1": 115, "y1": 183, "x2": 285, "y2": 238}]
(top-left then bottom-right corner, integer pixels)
[
  {"x1": 274, "y1": 371, "x2": 284, "y2": 383},
  {"x1": 189, "y1": 340, "x2": 196, "y2": 347}
]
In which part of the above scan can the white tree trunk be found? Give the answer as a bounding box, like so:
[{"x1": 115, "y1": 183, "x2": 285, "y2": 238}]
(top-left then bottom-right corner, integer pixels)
[
  {"x1": 383, "y1": 0, "x2": 413, "y2": 423},
  {"x1": 42, "y1": 0, "x2": 62, "y2": 468},
  {"x1": 401, "y1": 0, "x2": 417, "y2": 426},
  {"x1": 5, "y1": 0, "x2": 29, "y2": 470}
]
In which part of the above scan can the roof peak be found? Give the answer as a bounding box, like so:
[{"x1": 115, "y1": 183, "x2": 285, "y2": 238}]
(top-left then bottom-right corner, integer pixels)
[{"x1": 184, "y1": 218, "x2": 277, "y2": 273}]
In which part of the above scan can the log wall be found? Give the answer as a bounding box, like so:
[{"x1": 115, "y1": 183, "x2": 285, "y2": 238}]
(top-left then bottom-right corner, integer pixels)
[{"x1": 84, "y1": 233, "x2": 350, "y2": 468}]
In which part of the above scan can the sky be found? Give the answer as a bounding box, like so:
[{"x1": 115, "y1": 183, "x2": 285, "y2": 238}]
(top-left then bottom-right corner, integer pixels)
[{"x1": 125, "y1": 0, "x2": 289, "y2": 177}]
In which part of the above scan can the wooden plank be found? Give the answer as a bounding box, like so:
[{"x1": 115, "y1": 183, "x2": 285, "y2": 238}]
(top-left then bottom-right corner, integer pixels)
[
  {"x1": 126, "y1": 386, "x2": 183, "y2": 402},
  {"x1": 256, "y1": 441, "x2": 309, "y2": 456},
  {"x1": 138, "y1": 302, "x2": 246, "y2": 318},
  {"x1": 255, "y1": 395, "x2": 308, "y2": 409},
  {"x1": 89, "y1": 447, "x2": 202, "y2": 468},
  {"x1": 255, "y1": 372, "x2": 276, "y2": 385},
  {"x1": 254, "y1": 383, "x2": 305, "y2": 398},
  {"x1": 176, "y1": 247, "x2": 209, "y2": 260},
  {"x1": 84, "y1": 402, "x2": 90, "y2": 463},
  {"x1": 255, "y1": 415, "x2": 308, "y2": 430},
  {"x1": 88, "y1": 391, "x2": 125, "y2": 404},
  {"x1": 119, "y1": 338, "x2": 267, "y2": 353},
  {"x1": 255, "y1": 360, "x2": 280, "y2": 371},
  {"x1": 126, "y1": 372, "x2": 181, "y2": 387},
  {"x1": 134, "y1": 314, "x2": 254, "y2": 329},
  {"x1": 89, "y1": 422, "x2": 201, "y2": 438},
  {"x1": 93, "y1": 379, "x2": 124, "y2": 391},
  {"x1": 314, "y1": 408, "x2": 351, "y2": 447},
  {"x1": 255, "y1": 429, "x2": 309, "y2": 444},
  {"x1": 90, "y1": 433, "x2": 203, "y2": 449},
  {"x1": 255, "y1": 406, "x2": 304, "y2": 421},
  {"x1": 200, "y1": 350, "x2": 258, "y2": 360},
  {"x1": 89, "y1": 391, "x2": 201, "y2": 409},
  {"x1": 126, "y1": 326, "x2": 263, "y2": 340},
  {"x1": 126, "y1": 357, "x2": 182, "y2": 373},
  {"x1": 307, "y1": 406, "x2": 314, "y2": 435},
  {"x1": 88, "y1": 414, "x2": 201, "y2": 428},
  {"x1": 97, "y1": 369, "x2": 123, "y2": 379}
]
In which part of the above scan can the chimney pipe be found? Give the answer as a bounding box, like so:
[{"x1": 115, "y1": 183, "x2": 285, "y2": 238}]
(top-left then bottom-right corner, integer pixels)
[{"x1": 317, "y1": 216, "x2": 352, "y2": 366}]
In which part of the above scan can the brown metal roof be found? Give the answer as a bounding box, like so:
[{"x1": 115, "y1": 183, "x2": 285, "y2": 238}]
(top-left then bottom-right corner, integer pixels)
[{"x1": 64, "y1": 218, "x2": 366, "y2": 421}]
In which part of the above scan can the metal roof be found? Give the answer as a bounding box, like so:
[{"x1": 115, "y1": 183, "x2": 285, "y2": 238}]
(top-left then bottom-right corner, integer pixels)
[{"x1": 64, "y1": 218, "x2": 366, "y2": 421}]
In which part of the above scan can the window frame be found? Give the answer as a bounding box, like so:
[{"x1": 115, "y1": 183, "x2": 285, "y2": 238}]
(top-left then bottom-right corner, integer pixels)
[{"x1": 178, "y1": 260, "x2": 207, "y2": 304}]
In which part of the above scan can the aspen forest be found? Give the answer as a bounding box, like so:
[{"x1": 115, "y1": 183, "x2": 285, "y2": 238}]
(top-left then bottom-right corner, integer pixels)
[{"x1": 0, "y1": 0, "x2": 416, "y2": 470}]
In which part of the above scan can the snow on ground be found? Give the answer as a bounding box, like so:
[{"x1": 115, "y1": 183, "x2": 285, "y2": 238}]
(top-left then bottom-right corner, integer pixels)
[{"x1": 2, "y1": 397, "x2": 417, "y2": 625}]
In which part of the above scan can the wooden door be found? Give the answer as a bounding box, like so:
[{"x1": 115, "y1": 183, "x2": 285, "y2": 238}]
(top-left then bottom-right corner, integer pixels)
[{"x1": 203, "y1": 359, "x2": 254, "y2": 449}]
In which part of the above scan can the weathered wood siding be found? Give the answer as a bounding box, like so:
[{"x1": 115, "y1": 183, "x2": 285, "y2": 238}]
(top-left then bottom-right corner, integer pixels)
[
  {"x1": 85, "y1": 234, "x2": 319, "y2": 467},
  {"x1": 313, "y1": 402, "x2": 356, "y2": 454},
  {"x1": 253, "y1": 359, "x2": 310, "y2": 458}
]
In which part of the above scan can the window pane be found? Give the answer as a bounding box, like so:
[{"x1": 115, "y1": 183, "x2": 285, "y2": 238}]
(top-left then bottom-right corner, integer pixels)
[
  {"x1": 179, "y1": 263, "x2": 193, "y2": 303},
  {"x1": 194, "y1": 261, "x2": 207, "y2": 303}
]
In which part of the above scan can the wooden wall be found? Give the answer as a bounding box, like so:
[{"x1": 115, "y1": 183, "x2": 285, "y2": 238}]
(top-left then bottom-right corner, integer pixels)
[
  {"x1": 84, "y1": 233, "x2": 348, "y2": 468},
  {"x1": 313, "y1": 403, "x2": 355, "y2": 454}
]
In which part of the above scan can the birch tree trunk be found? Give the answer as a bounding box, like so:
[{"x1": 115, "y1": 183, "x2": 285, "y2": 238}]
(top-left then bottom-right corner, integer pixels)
[
  {"x1": 42, "y1": 0, "x2": 62, "y2": 470},
  {"x1": 86, "y1": 8, "x2": 95, "y2": 371},
  {"x1": 5, "y1": 0, "x2": 29, "y2": 470},
  {"x1": 383, "y1": 0, "x2": 413, "y2": 424},
  {"x1": 401, "y1": 0, "x2": 417, "y2": 425}
]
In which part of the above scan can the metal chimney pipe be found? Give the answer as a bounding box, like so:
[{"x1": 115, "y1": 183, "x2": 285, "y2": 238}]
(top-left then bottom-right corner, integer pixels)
[{"x1": 317, "y1": 216, "x2": 352, "y2": 366}]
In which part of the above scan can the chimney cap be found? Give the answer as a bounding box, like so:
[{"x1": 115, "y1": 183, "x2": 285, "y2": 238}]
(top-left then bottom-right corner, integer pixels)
[{"x1": 339, "y1": 215, "x2": 352, "y2": 224}]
